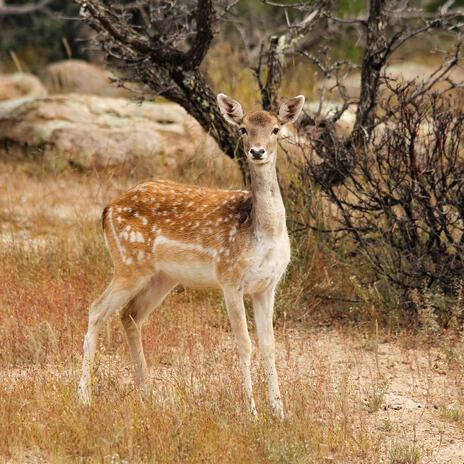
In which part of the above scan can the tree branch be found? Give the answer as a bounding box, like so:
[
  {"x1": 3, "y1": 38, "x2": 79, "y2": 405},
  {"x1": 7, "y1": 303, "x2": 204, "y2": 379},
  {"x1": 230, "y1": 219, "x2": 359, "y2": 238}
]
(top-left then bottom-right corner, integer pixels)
[
  {"x1": 184, "y1": 0, "x2": 215, "y2": 69},
  {"x1": 0, "y1": 0, "x2": 52, "y2": 16}
]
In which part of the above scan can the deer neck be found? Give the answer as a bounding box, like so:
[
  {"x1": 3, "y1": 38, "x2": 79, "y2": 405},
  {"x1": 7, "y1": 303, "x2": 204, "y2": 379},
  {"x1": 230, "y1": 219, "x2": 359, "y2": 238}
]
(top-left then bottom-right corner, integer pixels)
[{"x1": 249, "y1": 159, "x2": 286, "y2": 238}]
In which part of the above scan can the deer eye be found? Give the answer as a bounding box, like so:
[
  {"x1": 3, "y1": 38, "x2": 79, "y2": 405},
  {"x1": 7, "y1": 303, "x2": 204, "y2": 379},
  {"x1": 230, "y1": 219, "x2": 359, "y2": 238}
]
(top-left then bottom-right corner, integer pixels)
[
  {"x1": 272, "y1": 127, "x2": 279, "y2": 135},
  {"x1": 239, "y1": 127, "x2": 247, "y2": 135}
]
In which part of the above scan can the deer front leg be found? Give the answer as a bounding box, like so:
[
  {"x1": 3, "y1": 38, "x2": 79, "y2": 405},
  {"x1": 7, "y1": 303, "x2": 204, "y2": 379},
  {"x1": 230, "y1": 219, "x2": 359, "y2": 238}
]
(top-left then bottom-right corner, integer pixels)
[
  {"x1": 222, "y1": 288, "x2": 256, "y2": 416},
  {"x1": 252, "y1": 286, "x2": 283, "y2": 419}
]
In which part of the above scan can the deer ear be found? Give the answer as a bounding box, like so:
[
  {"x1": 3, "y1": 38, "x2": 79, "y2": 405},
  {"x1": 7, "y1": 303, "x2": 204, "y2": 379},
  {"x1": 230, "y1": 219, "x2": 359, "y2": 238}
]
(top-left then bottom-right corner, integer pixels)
[
  {"x1": 217, "y1": 93, "x2": 244, "y2": 126},
  {"x1": 278, "y1": 95, "x2": 305, "y2": 125}
]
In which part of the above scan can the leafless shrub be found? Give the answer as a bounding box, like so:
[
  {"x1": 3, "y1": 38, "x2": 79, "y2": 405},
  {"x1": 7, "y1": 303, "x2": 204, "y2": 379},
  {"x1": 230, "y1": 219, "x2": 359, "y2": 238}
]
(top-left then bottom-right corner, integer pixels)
[{"x1": 311, "y1": 83, "x2": 464, "y2": 298}]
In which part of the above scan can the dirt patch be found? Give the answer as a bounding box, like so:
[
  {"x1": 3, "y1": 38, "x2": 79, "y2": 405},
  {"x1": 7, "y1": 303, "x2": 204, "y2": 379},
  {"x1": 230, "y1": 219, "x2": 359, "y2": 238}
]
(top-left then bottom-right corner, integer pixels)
[{"x1": 295, "y1": 330, "x2": 464, "y2": 464}]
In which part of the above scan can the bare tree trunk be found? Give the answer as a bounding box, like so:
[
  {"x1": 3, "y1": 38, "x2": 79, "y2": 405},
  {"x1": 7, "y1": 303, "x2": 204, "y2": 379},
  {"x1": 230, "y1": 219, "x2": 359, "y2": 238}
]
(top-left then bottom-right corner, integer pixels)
[
  {"x1": 159, "y1": 68, "x2": 247, "y2": 173},
  {"x1": 257, "y1": 36, "x2": 283, "y2": 112},
  {"x1": 351, "y1": 0, "x2": 388, "y2": 148}
]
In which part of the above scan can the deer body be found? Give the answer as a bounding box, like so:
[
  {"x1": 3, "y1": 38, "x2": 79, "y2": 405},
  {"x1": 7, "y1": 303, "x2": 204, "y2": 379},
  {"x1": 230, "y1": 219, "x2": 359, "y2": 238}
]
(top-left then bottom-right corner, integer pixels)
[
  {"x1": 78, "y1": 93, "x2": 305, "y2": 417},
  {"x1": 103, "y1": 179, "x2": 289, "y2": 292}
]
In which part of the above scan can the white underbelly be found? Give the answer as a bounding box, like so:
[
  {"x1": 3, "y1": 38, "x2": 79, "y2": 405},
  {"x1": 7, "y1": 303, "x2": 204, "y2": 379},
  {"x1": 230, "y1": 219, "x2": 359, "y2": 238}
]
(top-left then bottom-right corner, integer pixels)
[{"x1": 156, "y1": 260, "x2": 219, "y2": 288}]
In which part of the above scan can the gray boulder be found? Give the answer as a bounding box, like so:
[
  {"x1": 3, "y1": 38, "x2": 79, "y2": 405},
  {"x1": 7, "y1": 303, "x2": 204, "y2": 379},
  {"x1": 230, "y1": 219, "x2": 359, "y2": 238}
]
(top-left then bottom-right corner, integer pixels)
[{"x1": 0, "y1": 94, "x2": 209, "y2": 169}]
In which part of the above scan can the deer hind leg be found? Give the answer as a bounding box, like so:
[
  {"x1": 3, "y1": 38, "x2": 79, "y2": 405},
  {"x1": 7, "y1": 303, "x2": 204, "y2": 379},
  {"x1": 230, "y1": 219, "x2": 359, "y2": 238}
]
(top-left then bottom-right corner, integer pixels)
[
  {"x1": 251, "y1": 286, "x2": 283, "y2": 419},
  {"x1": 120, "y1": 273, "x2": 176, "y2": 396},
  {"x1": 78, "y1": 276, "x2": 147, "y2": 405},
  {"x1": 223, "y1": 287, "x2": 256, "y2": 415}
]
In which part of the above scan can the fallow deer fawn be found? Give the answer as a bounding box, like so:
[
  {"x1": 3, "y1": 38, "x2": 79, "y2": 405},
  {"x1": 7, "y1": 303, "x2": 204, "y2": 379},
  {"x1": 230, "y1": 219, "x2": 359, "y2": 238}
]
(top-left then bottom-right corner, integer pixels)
[{"x1": 78, "y1": 93, "x2": 305, "y2": 418}]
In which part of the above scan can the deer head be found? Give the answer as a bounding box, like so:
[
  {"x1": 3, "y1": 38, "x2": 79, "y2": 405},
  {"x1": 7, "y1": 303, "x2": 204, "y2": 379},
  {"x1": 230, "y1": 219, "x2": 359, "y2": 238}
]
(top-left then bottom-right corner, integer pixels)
[{"x1": 217, "y1": 93, "x2": 305, "y2": 166}]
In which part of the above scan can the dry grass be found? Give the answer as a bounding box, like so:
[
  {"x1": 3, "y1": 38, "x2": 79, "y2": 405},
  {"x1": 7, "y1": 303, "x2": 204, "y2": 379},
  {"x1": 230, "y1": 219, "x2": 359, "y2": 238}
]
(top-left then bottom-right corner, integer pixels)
[{"x1": 1, "y1": 158, "x2": 464, "y2": 463}]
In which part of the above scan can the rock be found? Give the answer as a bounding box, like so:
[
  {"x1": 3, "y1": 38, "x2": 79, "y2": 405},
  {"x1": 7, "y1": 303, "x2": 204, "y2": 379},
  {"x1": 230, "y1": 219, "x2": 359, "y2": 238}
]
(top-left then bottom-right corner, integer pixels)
[
  {"x1": 0, "y1": 94, "x2": 210, "y2": 170},
  {"x1": 40, "y1": 60, "x2": 135, "y2": 97},
  {"x1": 0, "y1": 73, "x2": 47, "y2": 101}
]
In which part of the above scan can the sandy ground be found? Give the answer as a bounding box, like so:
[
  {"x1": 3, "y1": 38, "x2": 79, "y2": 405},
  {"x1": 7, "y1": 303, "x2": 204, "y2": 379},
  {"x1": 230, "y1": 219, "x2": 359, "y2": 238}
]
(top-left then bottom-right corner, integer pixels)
[{"x1": 300, "y1": 331, "x2": 464, "y2": 464}]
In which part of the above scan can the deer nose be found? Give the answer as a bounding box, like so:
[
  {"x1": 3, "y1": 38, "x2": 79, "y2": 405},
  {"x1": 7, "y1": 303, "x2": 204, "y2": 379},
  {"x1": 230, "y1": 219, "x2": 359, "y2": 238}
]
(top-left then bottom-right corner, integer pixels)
[{"x1": 249, "y1": 147, "x2": 266, "y2": 160}]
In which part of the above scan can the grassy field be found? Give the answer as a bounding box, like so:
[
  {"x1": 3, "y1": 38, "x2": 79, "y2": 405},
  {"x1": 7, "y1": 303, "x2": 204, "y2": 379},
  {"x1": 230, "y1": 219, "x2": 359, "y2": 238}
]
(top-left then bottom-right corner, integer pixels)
[{"x1": 1, "y1": 158, "x2": 464, "y2": 463}]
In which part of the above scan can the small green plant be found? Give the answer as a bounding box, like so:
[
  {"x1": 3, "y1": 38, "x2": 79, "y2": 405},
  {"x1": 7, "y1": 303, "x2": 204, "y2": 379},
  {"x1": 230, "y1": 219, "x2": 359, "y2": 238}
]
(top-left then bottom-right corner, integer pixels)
[
  {"x1": 439, "y1": 406, "x2": 464, "y2": 423},
  {"x1": 388, "y1": 444, "x2": 421, "y2": 464},
  {"x1": 366, "y1": 379, "x2": 389, "y2": 414},
  {"x1": 379, "y1": 418, "x2": 394, "y2": 433}
]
